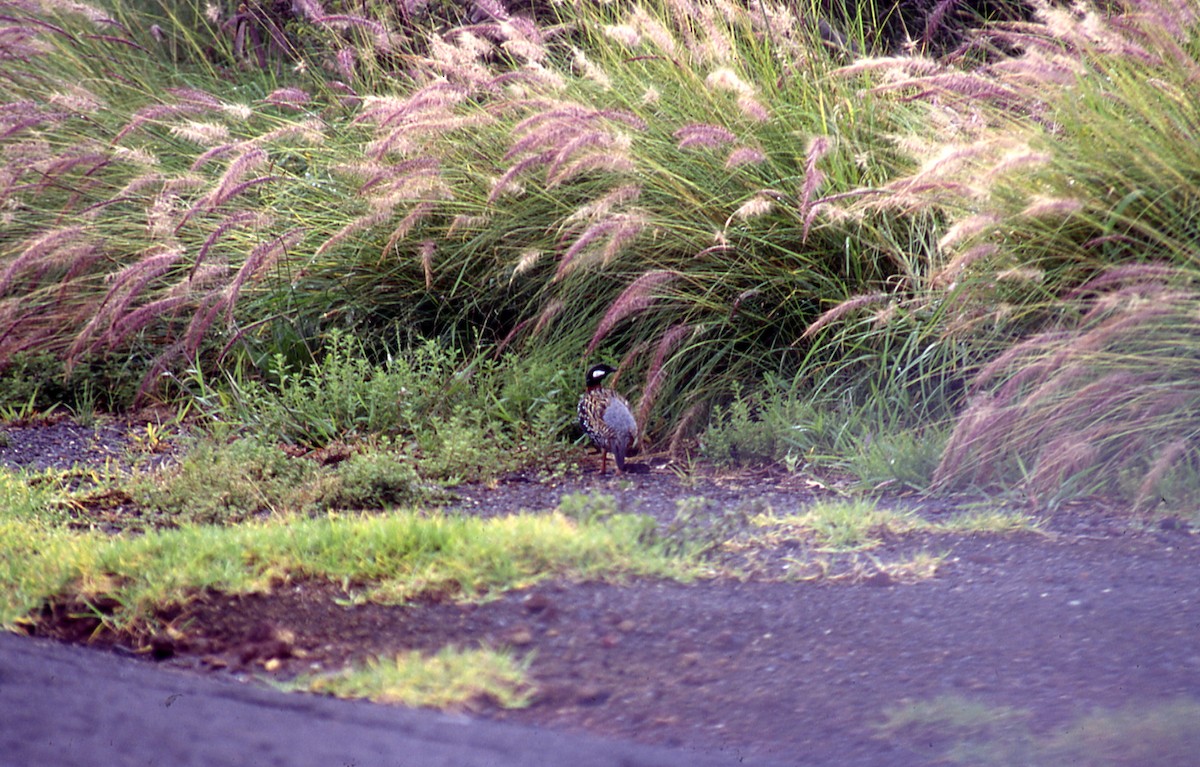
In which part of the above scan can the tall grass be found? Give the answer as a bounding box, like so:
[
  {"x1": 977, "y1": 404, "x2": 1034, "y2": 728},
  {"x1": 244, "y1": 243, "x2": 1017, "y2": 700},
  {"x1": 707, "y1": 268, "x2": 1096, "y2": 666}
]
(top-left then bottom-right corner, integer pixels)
[
  {"x1": 0, "y1": 0, "x2": 362, "y2": 399},
  {"x1": 0, "y1": 0, "x2": 936, "y2": 432},
  {"x1": 284, "y1": 0, "x2": 945, "y2": 442},
  {"x1": 827, "y1": 0, "x2": 1200, "y2": 502},
  {"x1": 5, "y1": 0, "x2": 1199, "y2": 503}
]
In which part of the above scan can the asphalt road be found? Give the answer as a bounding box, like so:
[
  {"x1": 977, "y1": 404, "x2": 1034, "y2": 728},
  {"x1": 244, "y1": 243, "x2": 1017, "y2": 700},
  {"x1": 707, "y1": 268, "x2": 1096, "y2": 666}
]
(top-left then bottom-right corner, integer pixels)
[{"x1": 0, "y1": 633, "x2": 762, "y2": 767}]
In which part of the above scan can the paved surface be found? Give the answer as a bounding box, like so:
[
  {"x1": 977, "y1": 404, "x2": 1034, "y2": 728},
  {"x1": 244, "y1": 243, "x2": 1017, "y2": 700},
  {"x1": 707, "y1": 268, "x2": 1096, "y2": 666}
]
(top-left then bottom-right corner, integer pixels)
[{"x1": 0, "y1": 633, "x2": 766, "y2": 767}]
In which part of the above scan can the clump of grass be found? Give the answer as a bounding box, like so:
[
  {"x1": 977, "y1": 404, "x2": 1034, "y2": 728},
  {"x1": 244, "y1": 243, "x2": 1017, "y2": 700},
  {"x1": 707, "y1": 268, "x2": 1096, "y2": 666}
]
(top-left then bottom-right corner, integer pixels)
[
  {"x1": 0, "y1": 518, "x2": 92, "y2": 629},
  {"x1": 291, "y1": 646, "x2": 535, "y2": 711},
  {"x1": 698, "y1": 378, "x2": 952, "y2": 491},
  {"x1": 936, "y1": 507, "x2": 1042, "y2": 534},
  {"x1": 0, "y1": 352, "x2": 140, "y2": 414},
  {"x1": 317, "y1": 447, "x2": 423, "y2": 510},
  {"x1": 0, "y1": 470, "x2": 101, "y2": 625},
  {"x1": 0, "y1": 507, "x2": 694, "y2": 631},
  {"x1": 877, "y1": 694, "x2": 1200, "y2": 767},
  {"x1": 0, "y1": 468, "x2": 68, "y2": 526},
  {"x1": 824, "y1": 0, "x2": 1200, "y2": 502},
  {"x1": 932, "y1": 285, "x2": 1200, "y2": 508},
  {"x1": 699, "y1": 384, "x2": 797, "y2": 467},
  {"x1": 127, "y1": 436, "x2": 317, "y2": 526},
  {"x1": 796, "y1": 498, "x2": 917, "y2": 550},
  {"x1": 126, "y1": 433, "x2": 438, "y2": 527}
]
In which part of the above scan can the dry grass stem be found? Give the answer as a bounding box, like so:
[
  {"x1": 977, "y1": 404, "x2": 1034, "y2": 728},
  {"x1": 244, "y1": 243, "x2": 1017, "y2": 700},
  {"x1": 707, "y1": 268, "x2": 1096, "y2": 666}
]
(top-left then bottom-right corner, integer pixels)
[
  {"x1": 801, "y1": 292, "x2": 890, "y2": 339},
  {"x1": 674, "y1": 123, "x2": 736, "y2": 149},
  {"x1": 1135, "y1": 438, "x2": 1190, "y2": 511},
  {"x1": 587, "y1": 270, "x2": 680, "y2": 354},
  {"x1": 636, "y1": 322, "x2": 695, "y2": 429},
  {"x1": 725, "y1": 146, "x2": 766, "y2": 168}
]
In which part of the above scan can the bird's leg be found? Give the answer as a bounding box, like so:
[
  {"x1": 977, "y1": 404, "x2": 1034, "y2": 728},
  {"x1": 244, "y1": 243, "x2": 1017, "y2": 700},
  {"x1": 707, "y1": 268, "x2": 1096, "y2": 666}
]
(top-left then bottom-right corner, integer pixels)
[{"x1": 600, "y1": 450, "x2": 608, "y2": 475}]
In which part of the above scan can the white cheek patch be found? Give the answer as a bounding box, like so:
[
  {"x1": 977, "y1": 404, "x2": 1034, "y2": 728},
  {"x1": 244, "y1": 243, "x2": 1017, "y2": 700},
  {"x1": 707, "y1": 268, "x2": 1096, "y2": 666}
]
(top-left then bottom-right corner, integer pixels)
[{"x1": 591, "y1": 369, "x2": 606, "y2": 380}]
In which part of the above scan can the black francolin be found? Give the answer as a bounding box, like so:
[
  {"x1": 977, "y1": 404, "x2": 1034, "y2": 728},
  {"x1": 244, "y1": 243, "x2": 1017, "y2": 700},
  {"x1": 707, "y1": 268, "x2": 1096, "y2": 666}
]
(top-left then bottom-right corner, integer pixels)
[{"x1": 578, "y1": 363, "x2": 637, "y2": 475}]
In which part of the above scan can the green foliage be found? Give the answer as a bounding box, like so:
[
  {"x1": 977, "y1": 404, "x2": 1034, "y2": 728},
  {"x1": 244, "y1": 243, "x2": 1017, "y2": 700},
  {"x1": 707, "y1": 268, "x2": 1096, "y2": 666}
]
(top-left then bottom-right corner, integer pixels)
[
  {"x1": 699, "y1": 385, "x2": 789, "y2": 467},
  {"x1": 877, "y1": 694, "x2": 1200, "y2": 767},
  {"x1": 698, "y1": 379, "x2": 949, "y2": 491},
  {"x1": 0, "y1": 470, "x2": 98, "y2": 626},
  {"x1": 128, "y1": 436, "x2": 316, "y2": 526},
  {"x1": 0, "y1": 517, "x2": 90, "y2": 628},
  {"x1": 0, "y1": 468, "x2": 62, "y2": 525},
  {"x1": 698, "y1": 381, "x2": 868, "y2": 469},
  {"x1": 191, "y1": 333, "x2": 577, "y2": 482},
  {"x1": 315, "y1": 447, "x2": 424, "y2": 510},
  {"x1": 0, "y1": 353, "x2": 140, "y2": 415},
  {"x1": 126, "y1": 432, "x2": 442, "y2": 526},
  {"x1": 845, "y1": 426, "x2": 947, "y2": 492},
  {"x1": 0, "y1": 507, "x2": 696, "y2": 631},
  {"x1": 291, "y1": 646, "x2": 535, "y2": 710},
  {"x1": 222, "y1": 332, "x2": 445, "y2": 445}
]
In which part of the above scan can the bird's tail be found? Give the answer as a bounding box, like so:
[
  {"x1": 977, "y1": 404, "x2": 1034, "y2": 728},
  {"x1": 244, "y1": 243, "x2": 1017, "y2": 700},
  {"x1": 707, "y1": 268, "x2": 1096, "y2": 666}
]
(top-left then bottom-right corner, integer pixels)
[{"x1": 613, "y1": 439, "x2": 629, "y2": 471}]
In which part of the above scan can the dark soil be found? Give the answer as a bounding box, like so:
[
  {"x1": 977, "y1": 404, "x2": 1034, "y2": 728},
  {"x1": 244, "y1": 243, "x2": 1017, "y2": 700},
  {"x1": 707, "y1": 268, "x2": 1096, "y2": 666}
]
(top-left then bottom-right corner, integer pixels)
[{"x1": 7, "y1": 417, "x2": 1200, "y2": 766}]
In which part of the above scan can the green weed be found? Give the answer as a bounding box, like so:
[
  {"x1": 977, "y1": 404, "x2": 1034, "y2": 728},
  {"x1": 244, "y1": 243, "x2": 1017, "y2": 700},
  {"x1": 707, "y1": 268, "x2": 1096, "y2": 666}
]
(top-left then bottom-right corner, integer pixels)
[
  {"x1": 877, "y1": 694, "x2": 1200, "y2": 767},
  {"x1": 187, "y1": 334, "x2": 577, "y2": 482},
  {"x1": 0, "y1": 506, "x2": 695, "y2": 631},
  {"x1": 316, "y1": 447, "x2": 424, "y2": 510},
  {"x1": 127, "y1": 436, "x2": 316, "y2": 526},
  {"x1": 290, "y1": 646, "x2": 535, "y2": 710}
]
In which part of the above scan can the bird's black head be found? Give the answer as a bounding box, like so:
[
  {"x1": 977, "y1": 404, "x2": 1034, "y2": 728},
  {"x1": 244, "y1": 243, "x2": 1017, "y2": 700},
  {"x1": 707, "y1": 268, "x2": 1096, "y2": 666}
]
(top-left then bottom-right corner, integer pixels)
[{"x1": 585, "y1": 363, "x2": 617, "y2": 389}]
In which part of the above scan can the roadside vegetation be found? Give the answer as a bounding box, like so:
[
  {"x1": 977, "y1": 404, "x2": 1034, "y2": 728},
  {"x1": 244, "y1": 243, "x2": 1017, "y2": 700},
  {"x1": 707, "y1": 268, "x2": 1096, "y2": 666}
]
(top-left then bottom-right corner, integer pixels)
[
  {"x1": 0, "y1": 491, "x2": 690, "y2": 628},
  {"x1": 285, "y1": 645, "x2": 537, "y2": 710},
  {"x1": 1, "y1": 0, "x2": 1198, "y2": 715},
  {"x1": 2, "y1": 0, "x2": 1196, "y2": 508},
  {"x1": 878, "y1": 694, "x2": 1200, "y2": 766}
]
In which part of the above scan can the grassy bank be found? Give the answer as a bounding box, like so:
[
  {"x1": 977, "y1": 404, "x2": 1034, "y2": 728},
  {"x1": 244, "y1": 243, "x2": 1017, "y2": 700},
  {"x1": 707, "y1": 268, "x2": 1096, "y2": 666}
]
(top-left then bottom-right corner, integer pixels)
[{"x1": 2, "y1": 0, "x2": 1198, "y2": 504}]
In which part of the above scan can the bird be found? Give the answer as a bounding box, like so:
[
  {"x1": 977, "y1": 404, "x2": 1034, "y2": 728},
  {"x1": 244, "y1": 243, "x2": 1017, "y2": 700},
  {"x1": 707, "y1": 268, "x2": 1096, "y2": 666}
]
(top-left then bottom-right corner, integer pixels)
[{"x1": 578, "y1": 363, "x2": 637, "y2": 475}]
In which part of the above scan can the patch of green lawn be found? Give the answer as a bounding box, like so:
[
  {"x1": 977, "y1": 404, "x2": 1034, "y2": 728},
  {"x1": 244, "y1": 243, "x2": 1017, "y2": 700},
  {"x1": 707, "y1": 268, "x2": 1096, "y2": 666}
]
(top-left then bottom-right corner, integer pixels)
[
  {"x1": 287, "y1": 646, "x2": 535, "y2": 711},
  {"x1": 0, "y1": 507, "x2": 694, "y2": 631}
]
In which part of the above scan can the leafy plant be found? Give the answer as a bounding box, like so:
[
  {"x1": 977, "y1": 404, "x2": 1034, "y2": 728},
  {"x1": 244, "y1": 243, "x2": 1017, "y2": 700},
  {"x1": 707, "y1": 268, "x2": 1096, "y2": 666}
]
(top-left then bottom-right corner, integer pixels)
[
  {"x1": 315, "y1": 446, "x2": 424, "y2": 510},
  {"x1": 188, "y1": 333, "x2": 579, "y2": 481},
  {"x1": 128, "y1": 436, "x2": 316, "y2": 526}
]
